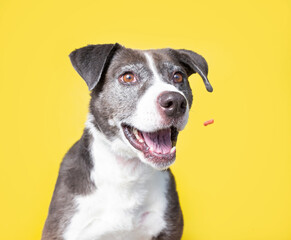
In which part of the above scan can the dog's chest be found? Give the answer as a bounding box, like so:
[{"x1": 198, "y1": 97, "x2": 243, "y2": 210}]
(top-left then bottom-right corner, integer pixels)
[{"x1": 63, "y1": 160, "x2": 169, "y2": 240}]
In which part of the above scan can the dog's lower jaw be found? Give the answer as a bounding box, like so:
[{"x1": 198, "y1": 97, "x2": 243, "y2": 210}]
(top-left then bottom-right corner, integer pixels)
[
  {"x1": 119, "y1": 132, "x2": 176, "y2": 171},
  {"x1": 110, "y1": 137, "x2": 175, "y2": 171}
]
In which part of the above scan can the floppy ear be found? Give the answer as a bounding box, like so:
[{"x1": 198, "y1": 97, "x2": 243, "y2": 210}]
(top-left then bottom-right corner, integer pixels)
[
  {"x1": 69, "y1": 43, "x2": 121, "y2": 90},
  {"x1": 174, "y1": 49, "x2": 213, "y2": 92}
]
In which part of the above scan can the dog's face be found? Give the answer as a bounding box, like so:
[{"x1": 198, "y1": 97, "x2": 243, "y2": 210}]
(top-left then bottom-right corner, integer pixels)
[{"x1": 70, "y1": 43, "x2": 212, "y2": 170}]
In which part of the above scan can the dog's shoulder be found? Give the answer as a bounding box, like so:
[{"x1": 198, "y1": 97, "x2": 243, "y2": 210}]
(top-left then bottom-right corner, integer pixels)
[
  {"x1": 60, "y1": 130, "x2": 95, "y2": 195},
  {"x1": 42, "y1": 131, "x2": 95, "y2": 239}
]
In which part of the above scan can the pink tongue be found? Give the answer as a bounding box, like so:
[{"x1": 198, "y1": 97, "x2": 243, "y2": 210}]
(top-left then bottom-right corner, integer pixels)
[{"x1": 142, "y1": 129, "x2": 172, "y2": 154}]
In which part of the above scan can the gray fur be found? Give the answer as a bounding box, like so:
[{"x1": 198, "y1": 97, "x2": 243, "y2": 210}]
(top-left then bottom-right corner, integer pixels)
[{"x1": 42, "y1": 129, "x2": 95, "y2": 239}]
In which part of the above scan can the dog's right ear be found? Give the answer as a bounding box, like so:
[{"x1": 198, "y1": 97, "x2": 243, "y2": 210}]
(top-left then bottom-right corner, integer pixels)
[
  {"x1": 169, "y1": 49, "x2": 213, "y2": 92},
  {"x1": 69, "y1": 43, "x2": 121, "y2": 90}
]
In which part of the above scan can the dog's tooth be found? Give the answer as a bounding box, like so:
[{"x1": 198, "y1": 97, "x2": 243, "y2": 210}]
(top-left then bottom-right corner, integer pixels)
[
  {"x1": 133, "y1": 128, "x2": 144, "y2": 143},
  {"x1": 133, "y1": 128, "x2": 140, "y2": 139},
  {"x1": 136, "y1": 134, "x2": 141, "y2": 140},
  {"x1": 149, "y1": 147, "x2": 154, "y2": 152},
  {"x1": 170, "y1": 146, "x2": 176, "y2": 154}
]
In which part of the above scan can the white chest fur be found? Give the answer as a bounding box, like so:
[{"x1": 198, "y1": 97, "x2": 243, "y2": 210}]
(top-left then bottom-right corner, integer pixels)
[{"x1": 63, "y1": 120, "x2": 169, "y2": 240}]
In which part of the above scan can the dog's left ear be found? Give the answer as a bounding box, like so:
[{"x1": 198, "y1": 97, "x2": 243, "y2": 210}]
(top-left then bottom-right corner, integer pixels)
[
  {"x1": 69, "y1": 43, "x2": 121, "y2": 90},
  {"x1": 173, "y1": 49, "x2": 213, "y2": 92}
]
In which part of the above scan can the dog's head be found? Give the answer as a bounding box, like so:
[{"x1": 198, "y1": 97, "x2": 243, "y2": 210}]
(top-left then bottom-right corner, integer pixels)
[{"x1": 69, "y1": 43, "x2": 213, "y2": 170}]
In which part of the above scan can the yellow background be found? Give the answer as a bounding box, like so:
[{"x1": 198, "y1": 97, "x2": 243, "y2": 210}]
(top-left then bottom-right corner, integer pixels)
[{"x1": 0, "y1": 0, "x2": 290, "y2": 239}]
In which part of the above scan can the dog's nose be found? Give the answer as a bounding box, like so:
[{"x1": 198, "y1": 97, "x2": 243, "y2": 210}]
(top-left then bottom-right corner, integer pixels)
[{"x1": 158, "y1": 91, "x2": 187, "y2": 118}]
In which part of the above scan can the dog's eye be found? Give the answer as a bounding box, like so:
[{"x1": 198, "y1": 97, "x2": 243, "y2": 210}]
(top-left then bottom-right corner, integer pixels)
[
  {"x1": 120, "y1": 72, "x2": 136, "y2": 84},
  {"x1": 173, "y1": 72, "x2": 183, "y2": 83}
]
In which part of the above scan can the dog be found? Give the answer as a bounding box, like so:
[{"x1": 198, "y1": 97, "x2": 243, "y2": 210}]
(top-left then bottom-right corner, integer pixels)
[{"x1": 42, "y1": 43, "x2": 213, "y2": 240}]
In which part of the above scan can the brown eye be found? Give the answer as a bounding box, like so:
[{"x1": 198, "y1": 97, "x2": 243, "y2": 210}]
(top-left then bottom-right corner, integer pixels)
[
  {"x1": 173, "y1": 72, "x2": 183, "y2": 83},
  {"x1": 120, "y1": 72, "x2": 136, "y2": 83}
]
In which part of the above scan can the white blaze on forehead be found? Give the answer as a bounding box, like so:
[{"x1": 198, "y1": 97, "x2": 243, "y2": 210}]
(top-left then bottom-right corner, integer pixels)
[
  {"x1": 144, "y1": 52, "x2": 164, "y2": 84},
  {"x1": 125, "y1": 52, "x2": 189, "y2": 132}
]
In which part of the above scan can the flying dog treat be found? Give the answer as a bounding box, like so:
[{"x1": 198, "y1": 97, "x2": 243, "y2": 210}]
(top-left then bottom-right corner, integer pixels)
[{"x1": 204, "y1": 119, "x2": 214, "y2": 126}]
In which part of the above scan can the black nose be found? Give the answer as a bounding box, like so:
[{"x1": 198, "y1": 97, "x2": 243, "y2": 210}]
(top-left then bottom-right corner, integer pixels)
[{"x1": 158, "y1": 91, "x2": 187, "y2": 118}]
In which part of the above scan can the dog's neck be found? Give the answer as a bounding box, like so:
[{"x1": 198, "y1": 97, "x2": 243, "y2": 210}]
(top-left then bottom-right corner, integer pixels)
[{"x1": 85, "y1": 113, "x2": 158, "y2": 187}]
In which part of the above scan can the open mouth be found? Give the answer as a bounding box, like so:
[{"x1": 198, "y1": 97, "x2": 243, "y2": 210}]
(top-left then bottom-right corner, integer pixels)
[{"x1": 121, "y1": 123, "x2": 179, "y2": 166}]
